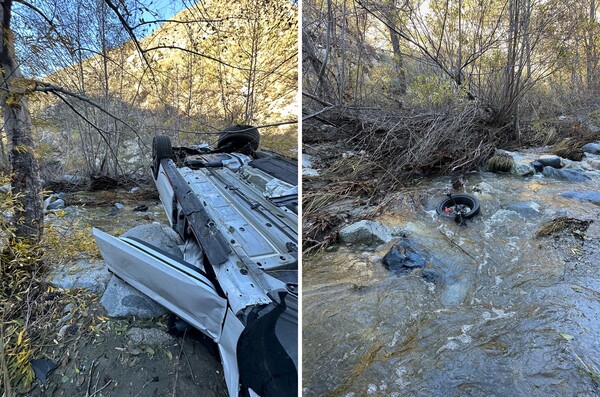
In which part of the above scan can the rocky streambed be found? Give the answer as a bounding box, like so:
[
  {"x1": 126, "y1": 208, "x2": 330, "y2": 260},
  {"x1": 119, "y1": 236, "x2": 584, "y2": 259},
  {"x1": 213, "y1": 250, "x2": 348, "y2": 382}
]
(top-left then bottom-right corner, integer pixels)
[{"x1": 303, "y1": 144, "x2": 600, "y2": 396}]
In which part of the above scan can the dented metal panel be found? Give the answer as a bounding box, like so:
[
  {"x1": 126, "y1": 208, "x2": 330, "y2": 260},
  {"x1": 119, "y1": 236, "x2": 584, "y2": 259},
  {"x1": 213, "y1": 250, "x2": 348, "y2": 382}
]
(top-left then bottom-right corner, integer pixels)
[{"x1": 93, "y1": 228, "x2": 227, "y2": 341}]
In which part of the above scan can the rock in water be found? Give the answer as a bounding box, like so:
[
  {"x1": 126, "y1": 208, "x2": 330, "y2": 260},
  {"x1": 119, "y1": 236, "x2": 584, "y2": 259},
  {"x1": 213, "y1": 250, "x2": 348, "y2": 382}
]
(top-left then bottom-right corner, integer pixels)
[
  {"x1": 542, "y1": 167, "x2": 591, "y2": 182},
  {"x1": 339, "y1": 220, "x2": 392, "y2": 245},
  {"x1": 582, "y1": 142, "x2": 600, "y2": 154},
  {"x1": 512, "y1": 162, "x2": 535, "y2": 177},
  {"x1": 560, "y1": 191, "x2": 600, "y2": 205},
  {"x1": 383, "y1": 239, "x2": 432, "y2": 273},
  {"x1": 536, "y1": 155, "x2": 562, "y2": 169}
]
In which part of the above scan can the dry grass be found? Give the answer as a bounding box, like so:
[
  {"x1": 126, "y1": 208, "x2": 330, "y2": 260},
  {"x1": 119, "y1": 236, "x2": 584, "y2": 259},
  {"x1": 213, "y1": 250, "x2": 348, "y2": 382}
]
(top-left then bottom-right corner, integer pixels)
[
  {"x1": 486, "y1": 153, "x2": 514, "y2": 173},
  {"x1": 536, "y1": 217, "x2": 592, "y2": 239},
  {"x1": 552, "y1": 138, "x2": 585, "y2": 161}
]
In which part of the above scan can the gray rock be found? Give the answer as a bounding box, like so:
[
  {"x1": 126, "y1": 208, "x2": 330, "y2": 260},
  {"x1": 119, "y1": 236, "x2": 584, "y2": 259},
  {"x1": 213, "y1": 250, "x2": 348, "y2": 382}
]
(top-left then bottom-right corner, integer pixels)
[
  {"x1": 383, "y1": 239, "x2": 432, "y2": 272},
  {"x1": 127, "y1": 327, "x2": 174, "y2": 346},
  {"x1": 536, "y1": 155, "x2": 562, "y2": 169},
  {"x1": 100, "y1": 275, "x2": 167, "y2": 318},
  {"x1": 512, "y1": 162, "x2": 535, "y2": 177},
  {"x1": 339, "y1": 220, "x2": 392, "y2": 245},
  {"x1": 47, "y1": 199, "x2": 65, "y2": 210},
  {"x1": 0, "y1": 184, "x2": 10, "y2": 193},
  {"x1": 560, "y1": 191, "x2": 600, "y2": 205},
  {"x1": 49, "y1": 261, "x2": 111, "y2": 293},
  {"x1": 505, "y1": 202, "x2": 540, "y2": 217},
  {"x1": 542, "y1": 167, "x2": 591, "y2": 182},
  {"x1": 121, "y1": 224, "x2": 183, "y2": 258},
  {"x1": 582, "y1": 142, "x2": 600, "y2": 154},
  {"x1": 531, "y1": 161, "x2": 543, "y2": 173},
  {"x1": 114, "y1": 202, "x2": 125, "y2": 210}
]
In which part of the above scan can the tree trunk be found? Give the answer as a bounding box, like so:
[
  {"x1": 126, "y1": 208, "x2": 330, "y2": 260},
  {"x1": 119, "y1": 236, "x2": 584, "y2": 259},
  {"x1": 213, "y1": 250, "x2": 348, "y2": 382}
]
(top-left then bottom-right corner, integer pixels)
[
  {"x1": 0, "y1": 0, "x2": 43, "y2": 242},
  {"x1": 388, "y1": 27, "x2": 407, "y2": 96}
]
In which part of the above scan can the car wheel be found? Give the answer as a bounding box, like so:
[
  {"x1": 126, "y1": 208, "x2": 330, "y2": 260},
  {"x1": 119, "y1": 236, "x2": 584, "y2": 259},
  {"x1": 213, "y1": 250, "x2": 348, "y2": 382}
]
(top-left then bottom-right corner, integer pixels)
[
  {"x1": 152, "y1": 135, "x2": 172, "y2": 178},
  {"x1": 217, "y1": 125, "x2": 260, "y2": 155},
  {"x1": 436, "y1": 194, "x2": 480, "y2": 219}
]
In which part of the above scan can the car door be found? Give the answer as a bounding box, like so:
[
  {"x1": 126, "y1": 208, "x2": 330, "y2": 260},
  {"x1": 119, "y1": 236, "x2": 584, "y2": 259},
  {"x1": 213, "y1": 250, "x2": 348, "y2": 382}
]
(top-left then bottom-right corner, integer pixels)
[{"x1": 93, "y1": 228, "x2": 227, "y2": 341}]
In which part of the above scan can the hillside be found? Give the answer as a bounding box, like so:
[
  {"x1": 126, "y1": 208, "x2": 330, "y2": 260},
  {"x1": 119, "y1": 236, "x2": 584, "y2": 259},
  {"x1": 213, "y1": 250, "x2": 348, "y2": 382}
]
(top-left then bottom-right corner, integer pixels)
[{"x1": 29, "y1": 0, "x2": 298, "y2": 178}]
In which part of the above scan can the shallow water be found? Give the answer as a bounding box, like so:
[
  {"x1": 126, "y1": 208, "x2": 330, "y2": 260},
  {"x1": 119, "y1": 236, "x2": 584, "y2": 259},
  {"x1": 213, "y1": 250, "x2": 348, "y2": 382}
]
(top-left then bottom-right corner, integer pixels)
[{"x1": 303, "y1": 150, "x2": 600, "y2": 396}]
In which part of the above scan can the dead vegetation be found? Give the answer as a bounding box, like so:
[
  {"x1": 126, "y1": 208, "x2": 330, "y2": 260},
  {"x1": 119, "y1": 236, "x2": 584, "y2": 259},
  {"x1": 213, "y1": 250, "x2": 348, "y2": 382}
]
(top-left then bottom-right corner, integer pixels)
[
  {"x1": 536, "y1": 217, "x2": 593, "y2": 239},
  {"x1": 486, "y1": 153, "x2": 515, "y2": 173},
  {"x1": 551, "y1": 138, "x2": 586, "y2": 161}
]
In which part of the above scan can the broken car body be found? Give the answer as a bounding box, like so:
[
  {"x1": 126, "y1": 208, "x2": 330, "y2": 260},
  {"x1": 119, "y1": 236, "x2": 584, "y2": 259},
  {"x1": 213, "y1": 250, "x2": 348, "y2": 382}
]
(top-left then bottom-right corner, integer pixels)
[{"x1": 93, "y1": 126, "x2": 298, "y2": 396}]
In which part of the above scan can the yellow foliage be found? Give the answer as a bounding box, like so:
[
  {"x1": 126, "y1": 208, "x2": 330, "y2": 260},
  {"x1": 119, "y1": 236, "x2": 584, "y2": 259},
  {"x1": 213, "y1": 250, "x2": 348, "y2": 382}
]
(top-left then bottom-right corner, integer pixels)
[{"x1": 42, "y1": 223, "x2": 100, "y2": 264}]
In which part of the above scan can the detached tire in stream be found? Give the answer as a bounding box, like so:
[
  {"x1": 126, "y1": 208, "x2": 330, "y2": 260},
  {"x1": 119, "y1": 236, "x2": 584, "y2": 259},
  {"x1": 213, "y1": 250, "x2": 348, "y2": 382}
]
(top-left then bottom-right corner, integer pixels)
[
  {"x1": 436, "y1": 194, "x2": 480, "y2": 220},
  {"x1": 217, "y1": 125, "x2": 260, "y2": 155},
  {"x1": 152, "y1": 135, "x2": 172, "y2": 178}
]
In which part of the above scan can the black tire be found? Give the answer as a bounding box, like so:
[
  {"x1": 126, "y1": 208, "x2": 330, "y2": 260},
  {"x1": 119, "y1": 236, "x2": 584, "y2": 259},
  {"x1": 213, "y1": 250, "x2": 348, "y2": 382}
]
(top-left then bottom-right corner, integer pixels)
[
  {"x1": 152, "y1": 135, "x2": 172, "y2": 178},
  {"x1": 217, "y1": 125, "x2": 260, "y2": 155},
  {"x1": 436, "y1": 194, "x2": 480, "y2": 219}
]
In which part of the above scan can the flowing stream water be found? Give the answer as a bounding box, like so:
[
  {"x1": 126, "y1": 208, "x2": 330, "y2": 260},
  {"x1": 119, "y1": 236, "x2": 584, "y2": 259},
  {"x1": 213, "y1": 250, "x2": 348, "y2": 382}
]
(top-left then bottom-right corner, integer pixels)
[{"x1": 303, "y1": 148, "x2": 600, "y2": 396}]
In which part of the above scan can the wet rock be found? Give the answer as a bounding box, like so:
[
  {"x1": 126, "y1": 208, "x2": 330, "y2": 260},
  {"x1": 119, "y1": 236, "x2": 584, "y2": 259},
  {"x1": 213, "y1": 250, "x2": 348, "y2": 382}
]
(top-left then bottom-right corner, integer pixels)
[
  {"x1": 582, "y1": 142, "x2": 600, "y2": 154},
  {"x1": 531, "y1": 161, "x2": 544, "y2": 173},
  {"x1": 133, "y1": 204, "x2": 148, "y2": 212},
  {"x1": 505, "y1": 202, "x2": 540, "y2": 217},
  {"x1": 49, "y1": 261, "x2": 111, "y2": 293},
  {"x1": 383, "y1": 240, "x2": 432, "y2": 273},
  {"x1": 47, "y1": 199, "x2": 65, "y2": 210},
  {"x1": 100, "y1": 275, "x2": 167, "y2": 318},
  {"x1": 420, "y1": 268, "x2": 442, "y2": 284},
  {"x1": 536, "y1": 155, "x2": 562, "y2": 169},
  {"x1": 339, "y1": 220, "x2": 392, "y2": 245},
  {"x1": 512, "y1": 162, "x2": 535, "y2": 177},
  {"x1": 127, "y1": 327, "x2": 174, "y2": 346},
  {"x1": 121, "y1": 224, "x2": 183, "y2": 259},
  {"x1": 560, "y1": 191, "x2": 600, "y2": 205},
  {"x1": 542, "y1": 167, "x2": 591, "y2": 182}
]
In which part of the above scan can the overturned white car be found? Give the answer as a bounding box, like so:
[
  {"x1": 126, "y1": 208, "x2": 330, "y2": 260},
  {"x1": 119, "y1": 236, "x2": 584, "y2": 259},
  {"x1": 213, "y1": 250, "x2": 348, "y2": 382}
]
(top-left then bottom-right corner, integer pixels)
[{"x1": 93, "y1": 126, "x2": 298, "y2": 396}]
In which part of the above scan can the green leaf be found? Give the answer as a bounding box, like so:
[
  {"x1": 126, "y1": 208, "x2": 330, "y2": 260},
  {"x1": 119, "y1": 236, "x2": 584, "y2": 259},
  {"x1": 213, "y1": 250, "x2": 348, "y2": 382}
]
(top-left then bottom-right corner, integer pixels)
[{"x1": 560, "y1": 333, "x2": 574, "y2": 341}]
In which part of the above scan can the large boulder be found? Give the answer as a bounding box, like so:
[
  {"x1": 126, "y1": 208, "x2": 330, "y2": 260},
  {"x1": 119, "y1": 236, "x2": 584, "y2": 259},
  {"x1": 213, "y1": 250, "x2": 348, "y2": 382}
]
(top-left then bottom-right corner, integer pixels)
[
  {"x1": 339, "y1": 220, "x2": 392, "y2": 245},
  {"x1": 100, "y1": 275, "x2": 167, "y2": 318},
  {"x1": 542, "y1": 167, "x2": 591, "y2": 182},
  {"x1": 121, "y1": 224, "x2": 183, "y2": 258},
  {"x1": 582, "y1": 142, "x2": 600, "y2": 154},
  {"x1": 535, "y1": 155, "x2": 562, "y2": 169},
  {"x1": 560, "y1": 191, "x2": 600, "y2": 205},
  {"x1": 49, "y1": 260, "x2": 111, "y2": 293}
]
